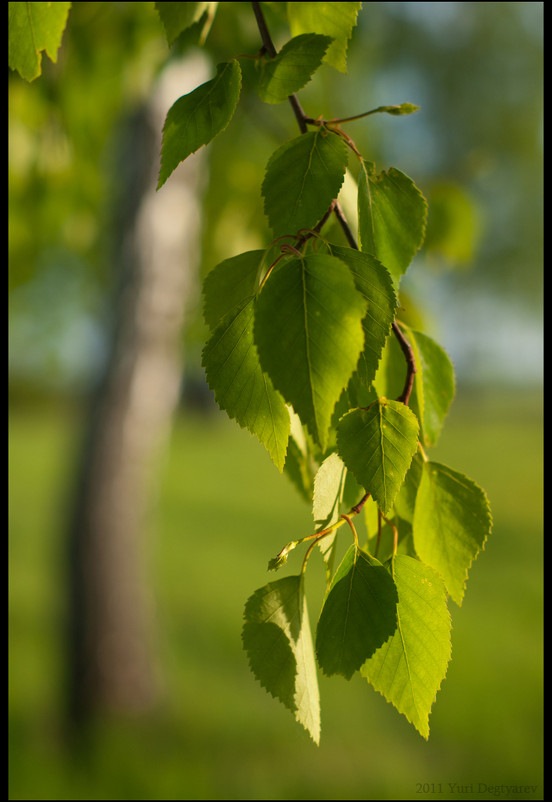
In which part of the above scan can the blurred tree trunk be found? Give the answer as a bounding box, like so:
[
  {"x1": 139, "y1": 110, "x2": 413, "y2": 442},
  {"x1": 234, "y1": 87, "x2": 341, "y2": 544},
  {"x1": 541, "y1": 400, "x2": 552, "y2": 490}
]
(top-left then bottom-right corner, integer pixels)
[{"x1": 66, "y1": 57, "x2": 208, "y2": 727}]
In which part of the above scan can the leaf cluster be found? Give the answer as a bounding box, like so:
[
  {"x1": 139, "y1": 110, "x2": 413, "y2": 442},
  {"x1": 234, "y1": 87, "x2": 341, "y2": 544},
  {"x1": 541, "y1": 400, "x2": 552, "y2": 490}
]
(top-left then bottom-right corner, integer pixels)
[
  {"x1": 10, "y1": 0, "x2": 493, "y2": 745},
  {"x1": 156, "y1": 1, "x2": 492, "y2": 744}
]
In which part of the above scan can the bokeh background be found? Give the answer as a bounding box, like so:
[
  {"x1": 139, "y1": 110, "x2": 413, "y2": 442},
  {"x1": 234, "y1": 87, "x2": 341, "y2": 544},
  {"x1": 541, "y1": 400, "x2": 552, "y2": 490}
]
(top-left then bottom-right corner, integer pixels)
[{"x1": 9, "y1": 3, "x2": 543, "y2": 800}]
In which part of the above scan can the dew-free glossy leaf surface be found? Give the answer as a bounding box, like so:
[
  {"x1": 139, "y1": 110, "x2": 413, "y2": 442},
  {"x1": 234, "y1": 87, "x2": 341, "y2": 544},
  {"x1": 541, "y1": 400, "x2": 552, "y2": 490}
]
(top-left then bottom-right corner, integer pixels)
[
  {"x1": 361, "y1": 554, "x2": 451, "y2": 739},
  {"x1": 202, "y1": 297, "x2": 289, "y2": 471},
  {"x1": 242, "y1": 575, "x2": 320, "y2": 743},
  {"x1": 158, "y1": 60, "x2": 241, "y2": 188},
  {"x1": 254, "y1": 254, "x2": 366, "y2": 449},
  {"x1": 257, "y1": 33, "x2": 332, "y2": 104},
  {"x1": 358, "y1": 160, "x2": 428, "y2": 285},
  {"x1": 287, "y1": 1, "x2": 362, "y2": 72},
  {"x1": 413, "y1": 462, "x2": 492, "y2": 605},
  {"x1": 316, "y1": 545, "x2": 398, "y2": 679},
  {"x1": 337, "y1": 399, "x2": 419, "y2": 515},
  {"x1": 9, "y1": 1, "x2": 71, "y2": 82},
  {"x1": 262, "y1": 130, "x2": 348, "y2": 238}
]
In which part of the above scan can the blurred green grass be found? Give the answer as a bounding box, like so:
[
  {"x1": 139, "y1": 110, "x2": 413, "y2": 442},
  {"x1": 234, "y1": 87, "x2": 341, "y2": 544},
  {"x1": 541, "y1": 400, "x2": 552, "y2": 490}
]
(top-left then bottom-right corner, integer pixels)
[{"x1": 9, "y1": 388, "x2": 543, "y2": 800}]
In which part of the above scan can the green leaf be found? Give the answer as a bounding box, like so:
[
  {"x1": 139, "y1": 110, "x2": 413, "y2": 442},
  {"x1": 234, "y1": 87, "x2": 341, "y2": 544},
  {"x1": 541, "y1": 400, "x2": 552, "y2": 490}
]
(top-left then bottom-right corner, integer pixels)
[
  {"x1": 203, "y1": 250, "x2": 264, "y2": 330},
  {"x1": 9, "y1": 1, "x2": 71, "y2": 82},
  {"x1": 406, "y1": 327, "x2": 456, "y2": 448},
  {"x1": 337, "y1": 399, "x2": 420, "y2": 515},
  {"x1": 262, "y1": 130, "x2": 348, "y2": 238},
  {"x1": 283, "y1": 409, "x2": 316, "y2": 502},
  {"x1": 361, "y1": 554, "x2": 451, "y2": 739},
  {"x1": 413, "y1": 462, "x2": 492, "y2": 605},
  {"x1": 316, "y1": 545, "x2": 398, "y2": 679},
  {"x1": 254, "y1": 253, "x2": 367, "y2": 450},
  {"x1": 330, "y1": 246, "x2": 397, "y2": 388},
  {"x1": 158, "y1": 60, "x2": 241, "y2": 189},
  {"x1": 358, "y1": 160, "x2": 428, "y2": 286},
  {"x1": 287, "y1": 1, "x2": 362, "y2": 73},
  {"x1": 313, "y1": 452, "x2": 347, "y2": 529},
  {"x1": 312, "y1": 453, "x2": 348, "y2": 576},
  {"x1": 257, "y1": 33, "x2": 333, "y2": 104},
  {"x1": 242, "y1": 575, "x2": 320, "y2": 743},
  {"x1": 155, "y1": 2, "x2": 217, "y2": 45},
  {"x1": 202, "y1": 297, "x2": 290, "y2": 471}
]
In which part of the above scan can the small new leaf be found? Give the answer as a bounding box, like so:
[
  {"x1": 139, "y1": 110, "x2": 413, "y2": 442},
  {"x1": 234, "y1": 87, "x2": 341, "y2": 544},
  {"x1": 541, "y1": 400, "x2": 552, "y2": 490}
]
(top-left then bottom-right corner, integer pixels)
[{"x1": 378, "y1": 103, "x2": 420, "y2": 116}]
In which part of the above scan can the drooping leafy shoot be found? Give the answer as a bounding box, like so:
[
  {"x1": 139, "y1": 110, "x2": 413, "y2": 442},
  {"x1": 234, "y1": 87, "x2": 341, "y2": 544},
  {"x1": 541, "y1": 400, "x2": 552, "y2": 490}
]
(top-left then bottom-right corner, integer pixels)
[{"x1": 11, "y1": 0, "x2": 493, "y2": 745}]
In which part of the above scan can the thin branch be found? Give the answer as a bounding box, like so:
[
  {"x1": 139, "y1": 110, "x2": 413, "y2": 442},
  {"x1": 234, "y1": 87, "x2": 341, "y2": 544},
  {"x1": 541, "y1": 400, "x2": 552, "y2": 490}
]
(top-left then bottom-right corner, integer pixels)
[
  {"x1": 251, "y1": 2, "x2": 309, "y2": 133},
  {"x1": 252, "y1": 0, "x2": 416, "y2": 407},
  {"x1": 391, "y1": 321, "x2": 417, "y2": 405}
]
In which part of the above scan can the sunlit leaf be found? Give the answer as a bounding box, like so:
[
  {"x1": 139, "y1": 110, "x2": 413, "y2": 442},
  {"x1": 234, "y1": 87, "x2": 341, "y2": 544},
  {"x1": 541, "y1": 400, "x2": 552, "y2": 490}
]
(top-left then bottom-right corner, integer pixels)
[
  {"x1": 262, "y1": 130, "x2": 348, "y2": 238},
  {"x1": 257, "y1": 33, "x2": 333, "y2": 104},
  {"x1": 358, "y1": 160, "x2": 428, "y2": 285},
  {"x1": 242, "y1": 575, "x2": 320, "y2": 743},
  {"x1": 254, "y1": 253, "x2": 366, "y2": 449},
  {"x1": 361, "y1": 554, "x2": 451, "y2": 738},
  {"x1": 287, "y1": 1, "x2": 362, "y2": 73},
  {"x1": 337, "y1": 399, "x2": 419, "y2": 515},
  {"x1": 413, "y1": 462, "x2": 492, "y2": 605},
  {"x1": 9, "y1": 1, "x2": 71, "y2": 82}
]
